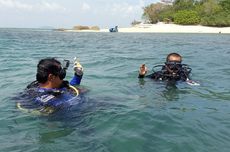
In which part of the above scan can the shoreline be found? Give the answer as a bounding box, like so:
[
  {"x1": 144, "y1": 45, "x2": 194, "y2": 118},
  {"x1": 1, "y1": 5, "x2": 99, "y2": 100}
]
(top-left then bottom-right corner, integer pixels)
[{"x1": 63, "y1": 22, "x2": 230, "y2": 34}]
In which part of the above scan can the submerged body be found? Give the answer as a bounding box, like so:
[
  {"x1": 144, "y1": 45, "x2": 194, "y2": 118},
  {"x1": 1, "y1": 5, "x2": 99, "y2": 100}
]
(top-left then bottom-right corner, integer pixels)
[{"x1": 17, "y1": 78, "x2": 83, "y2": 115}]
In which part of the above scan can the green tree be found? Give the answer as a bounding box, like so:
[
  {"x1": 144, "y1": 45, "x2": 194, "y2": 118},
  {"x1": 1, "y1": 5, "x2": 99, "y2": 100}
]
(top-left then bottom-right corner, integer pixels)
[
  {"x1": 142, "y1": 0, "x2": 230, "y2": 27},
  {"x1": 158, "y1": 6, "x2": 175, "y2": 22},
  {"x1": 201, "y1": 0, "x2": 222, "y2": 15},
  {"x1": 198, "y1": 0, "x2": 230, "y2": 26},
  {"x1": 200, "y1": 12, "x2": 230, "y2": 27},
  {"x1": 219, "y1": 0, "x2": 230, "y2": 12},
  {"x1": 174, "y1": 10, "x2": 200, "y2": 25},
  {"x1": 173, "y1": 0, "x2": 196, "y2": 11},
  {"x1": 143, "y1": 2, "x2": 171, "y2": 23}
]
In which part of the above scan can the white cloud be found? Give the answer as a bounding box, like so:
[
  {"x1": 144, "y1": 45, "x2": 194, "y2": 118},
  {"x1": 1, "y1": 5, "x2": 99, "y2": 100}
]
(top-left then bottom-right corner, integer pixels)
[
  {"x1": 0, "y1": 0, "x2": 66, "y2": 12},
  {"x1": 38, "y1": 1, "x2": 66, "y2": 12},
  {"x1": 81, "y1": 2, "x2": 90, "y2": 11},
  {"x1": 109, "y1": 1, "x2": 143, "y2": 18},
  {"x1": 0, "y1": 0, "x2": 32, "y2": 10},
  {"x1": 0, "y1": 0, "x2": 160, "y2": 28}
]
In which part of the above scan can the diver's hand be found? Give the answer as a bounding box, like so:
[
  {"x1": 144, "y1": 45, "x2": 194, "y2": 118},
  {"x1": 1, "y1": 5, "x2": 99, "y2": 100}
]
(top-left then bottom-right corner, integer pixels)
[
  {"x1": 139, "y1": 64, "x2": 148, "y2": 76},
  {"x1": 74, "y1": 59, "x2": 83, "y2": 76}
]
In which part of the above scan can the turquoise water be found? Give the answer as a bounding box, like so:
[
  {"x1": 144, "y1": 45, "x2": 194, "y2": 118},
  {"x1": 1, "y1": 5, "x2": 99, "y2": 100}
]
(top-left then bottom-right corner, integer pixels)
[{"x1": 0, "y1": 29, "x2": 230, "y2": 152}]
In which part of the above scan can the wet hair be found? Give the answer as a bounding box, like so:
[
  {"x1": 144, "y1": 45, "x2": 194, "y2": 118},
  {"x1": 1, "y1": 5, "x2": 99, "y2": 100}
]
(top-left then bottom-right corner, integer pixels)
[
  {"x1": 36, "y1": 58, "x2": 61, "y2": 83},
  {"x1": 166, "y1": 53, "x2": 182, "y2": 62}
]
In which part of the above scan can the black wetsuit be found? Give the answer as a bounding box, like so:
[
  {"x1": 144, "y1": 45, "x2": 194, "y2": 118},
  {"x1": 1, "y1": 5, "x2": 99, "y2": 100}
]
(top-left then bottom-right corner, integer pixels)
[{"x1": 138, "y1": 65, "x2": 190, "y2": 81}]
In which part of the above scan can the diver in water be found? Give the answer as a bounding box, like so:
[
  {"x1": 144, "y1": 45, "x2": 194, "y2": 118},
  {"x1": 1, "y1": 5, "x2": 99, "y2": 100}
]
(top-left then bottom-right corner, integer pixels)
[
  {"x1": 16, "y1": 57, "x2": 84, "y2": 115},
  {"x1": 138, "y1": 53, "x2": 198, "y2": 85}
]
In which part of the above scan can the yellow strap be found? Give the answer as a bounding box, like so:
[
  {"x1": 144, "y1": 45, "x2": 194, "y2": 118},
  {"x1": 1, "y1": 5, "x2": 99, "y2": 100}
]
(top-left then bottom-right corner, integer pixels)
[
  {"x1": 16, "y1": 102, "x2": 43, "y2": 115},
  {"x1": 17, "y1": 102, "x2": 29, "y2": 113},
  {"x1": 69, "y1": 85, "x2": 79, "y2": 96}
]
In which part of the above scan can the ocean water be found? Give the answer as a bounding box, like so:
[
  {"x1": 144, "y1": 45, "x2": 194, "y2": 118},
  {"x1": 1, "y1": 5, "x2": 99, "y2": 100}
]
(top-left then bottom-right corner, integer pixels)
[{"x1": 0, "y1": 29, "x2": 230, "y2": 152}]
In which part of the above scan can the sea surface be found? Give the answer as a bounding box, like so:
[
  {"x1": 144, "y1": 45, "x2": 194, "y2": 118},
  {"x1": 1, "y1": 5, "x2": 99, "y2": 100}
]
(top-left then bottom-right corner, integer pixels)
[{"x1": 0, "y1": 29, "x2": 230, "y2": 152}]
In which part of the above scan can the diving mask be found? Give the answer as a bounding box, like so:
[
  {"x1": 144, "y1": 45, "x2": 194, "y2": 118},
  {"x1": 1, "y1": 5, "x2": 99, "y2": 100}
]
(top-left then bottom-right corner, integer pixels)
[
  {"x1": 165, "y1": 61, "x2": 182, "y2": 76},
  {"x1": 58, "y1": 60, "x2": 70, "y2": 80}
]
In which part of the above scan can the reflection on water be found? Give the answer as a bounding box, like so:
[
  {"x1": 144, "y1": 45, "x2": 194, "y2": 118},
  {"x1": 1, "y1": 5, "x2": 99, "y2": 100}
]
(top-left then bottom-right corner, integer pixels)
[{"x1": 161, "y1": 83, "x2": 181, "y2": 101}]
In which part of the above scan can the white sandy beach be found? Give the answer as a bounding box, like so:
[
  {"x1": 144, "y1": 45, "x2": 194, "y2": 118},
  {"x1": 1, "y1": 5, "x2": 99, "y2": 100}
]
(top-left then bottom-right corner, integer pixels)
[
  {"x1": 100, "y1": 22, "x2": 230, "y2": 34},
  {"x1": 64, "y1": 22, "x2": 230, "y2": 34}
]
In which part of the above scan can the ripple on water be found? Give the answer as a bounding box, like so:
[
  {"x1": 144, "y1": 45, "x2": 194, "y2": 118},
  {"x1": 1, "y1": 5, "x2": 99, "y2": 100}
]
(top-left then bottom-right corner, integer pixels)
[{"x1": 0, "y1": 30, "x2": 230, "y2": 152}]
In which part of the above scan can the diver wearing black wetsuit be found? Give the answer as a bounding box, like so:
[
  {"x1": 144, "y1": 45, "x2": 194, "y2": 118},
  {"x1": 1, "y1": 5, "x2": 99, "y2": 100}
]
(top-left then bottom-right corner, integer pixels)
[{"x1": 138, "y1": 53, "x2": 191, "y2": 82}]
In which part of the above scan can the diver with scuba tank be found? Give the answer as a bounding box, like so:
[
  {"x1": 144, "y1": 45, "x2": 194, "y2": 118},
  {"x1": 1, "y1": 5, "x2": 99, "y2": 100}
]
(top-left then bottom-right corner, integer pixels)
[
  {"x1": 16, "y1": 57, "x2": 84, "y2": 115},
  {"x1": 139, "y1": 53, "x2": 199, "y2": 85}
]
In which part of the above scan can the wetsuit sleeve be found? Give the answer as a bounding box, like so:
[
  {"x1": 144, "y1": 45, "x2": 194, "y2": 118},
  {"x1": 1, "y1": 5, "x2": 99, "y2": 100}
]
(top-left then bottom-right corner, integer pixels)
[
  {"x1": 70, "y1": 74, "x2": 83, "y2": 85},
  {"x1": 138, "y1": 73, "x2": 156, "y2": 79},
  {"x1": 138, "y1": 72, "x2": 161, "y2": 80},
  {"x1": 138, "y1": 74, "x2": 145, "y2": 78}
]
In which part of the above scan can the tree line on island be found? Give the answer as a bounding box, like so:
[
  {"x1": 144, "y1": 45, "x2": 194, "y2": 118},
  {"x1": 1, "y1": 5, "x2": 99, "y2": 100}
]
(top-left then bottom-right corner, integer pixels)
[{"x1": 141, "y1": 0, "x2": 230, "y2": 27}]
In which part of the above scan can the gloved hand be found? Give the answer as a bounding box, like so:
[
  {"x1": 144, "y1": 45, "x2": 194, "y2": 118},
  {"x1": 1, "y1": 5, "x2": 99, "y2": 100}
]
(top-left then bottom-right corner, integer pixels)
[{"x1": 73, "y1": 58, "x2": 83, "y2": 76}]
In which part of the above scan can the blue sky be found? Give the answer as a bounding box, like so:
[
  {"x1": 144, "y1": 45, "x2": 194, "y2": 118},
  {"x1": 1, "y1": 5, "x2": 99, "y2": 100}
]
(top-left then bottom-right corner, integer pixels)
[{"x1": 0, "y1": 0, "x2": 160, "y2": 28}]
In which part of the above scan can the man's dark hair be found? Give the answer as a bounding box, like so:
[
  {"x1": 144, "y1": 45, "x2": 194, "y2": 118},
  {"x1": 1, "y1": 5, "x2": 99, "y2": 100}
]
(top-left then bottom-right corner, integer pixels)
[
  {"x1": 166, "y1": 53, "x2": 182, "y2": 62},
  {"x1": 36, "y1": 58, "x2": 61, "y2": 83}
]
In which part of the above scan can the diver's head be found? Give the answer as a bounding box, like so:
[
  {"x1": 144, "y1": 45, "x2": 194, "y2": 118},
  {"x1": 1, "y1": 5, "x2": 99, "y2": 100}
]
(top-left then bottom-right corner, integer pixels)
[
  {"x1": 166, "y1": 53, "x2": 182, "y2": 63},
  {"x1": 165, "y1": 53, "x2": 183, "y2": 78},
  {"x1": 36, "y1": 58, "x2": 66, "y2": 88}
]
